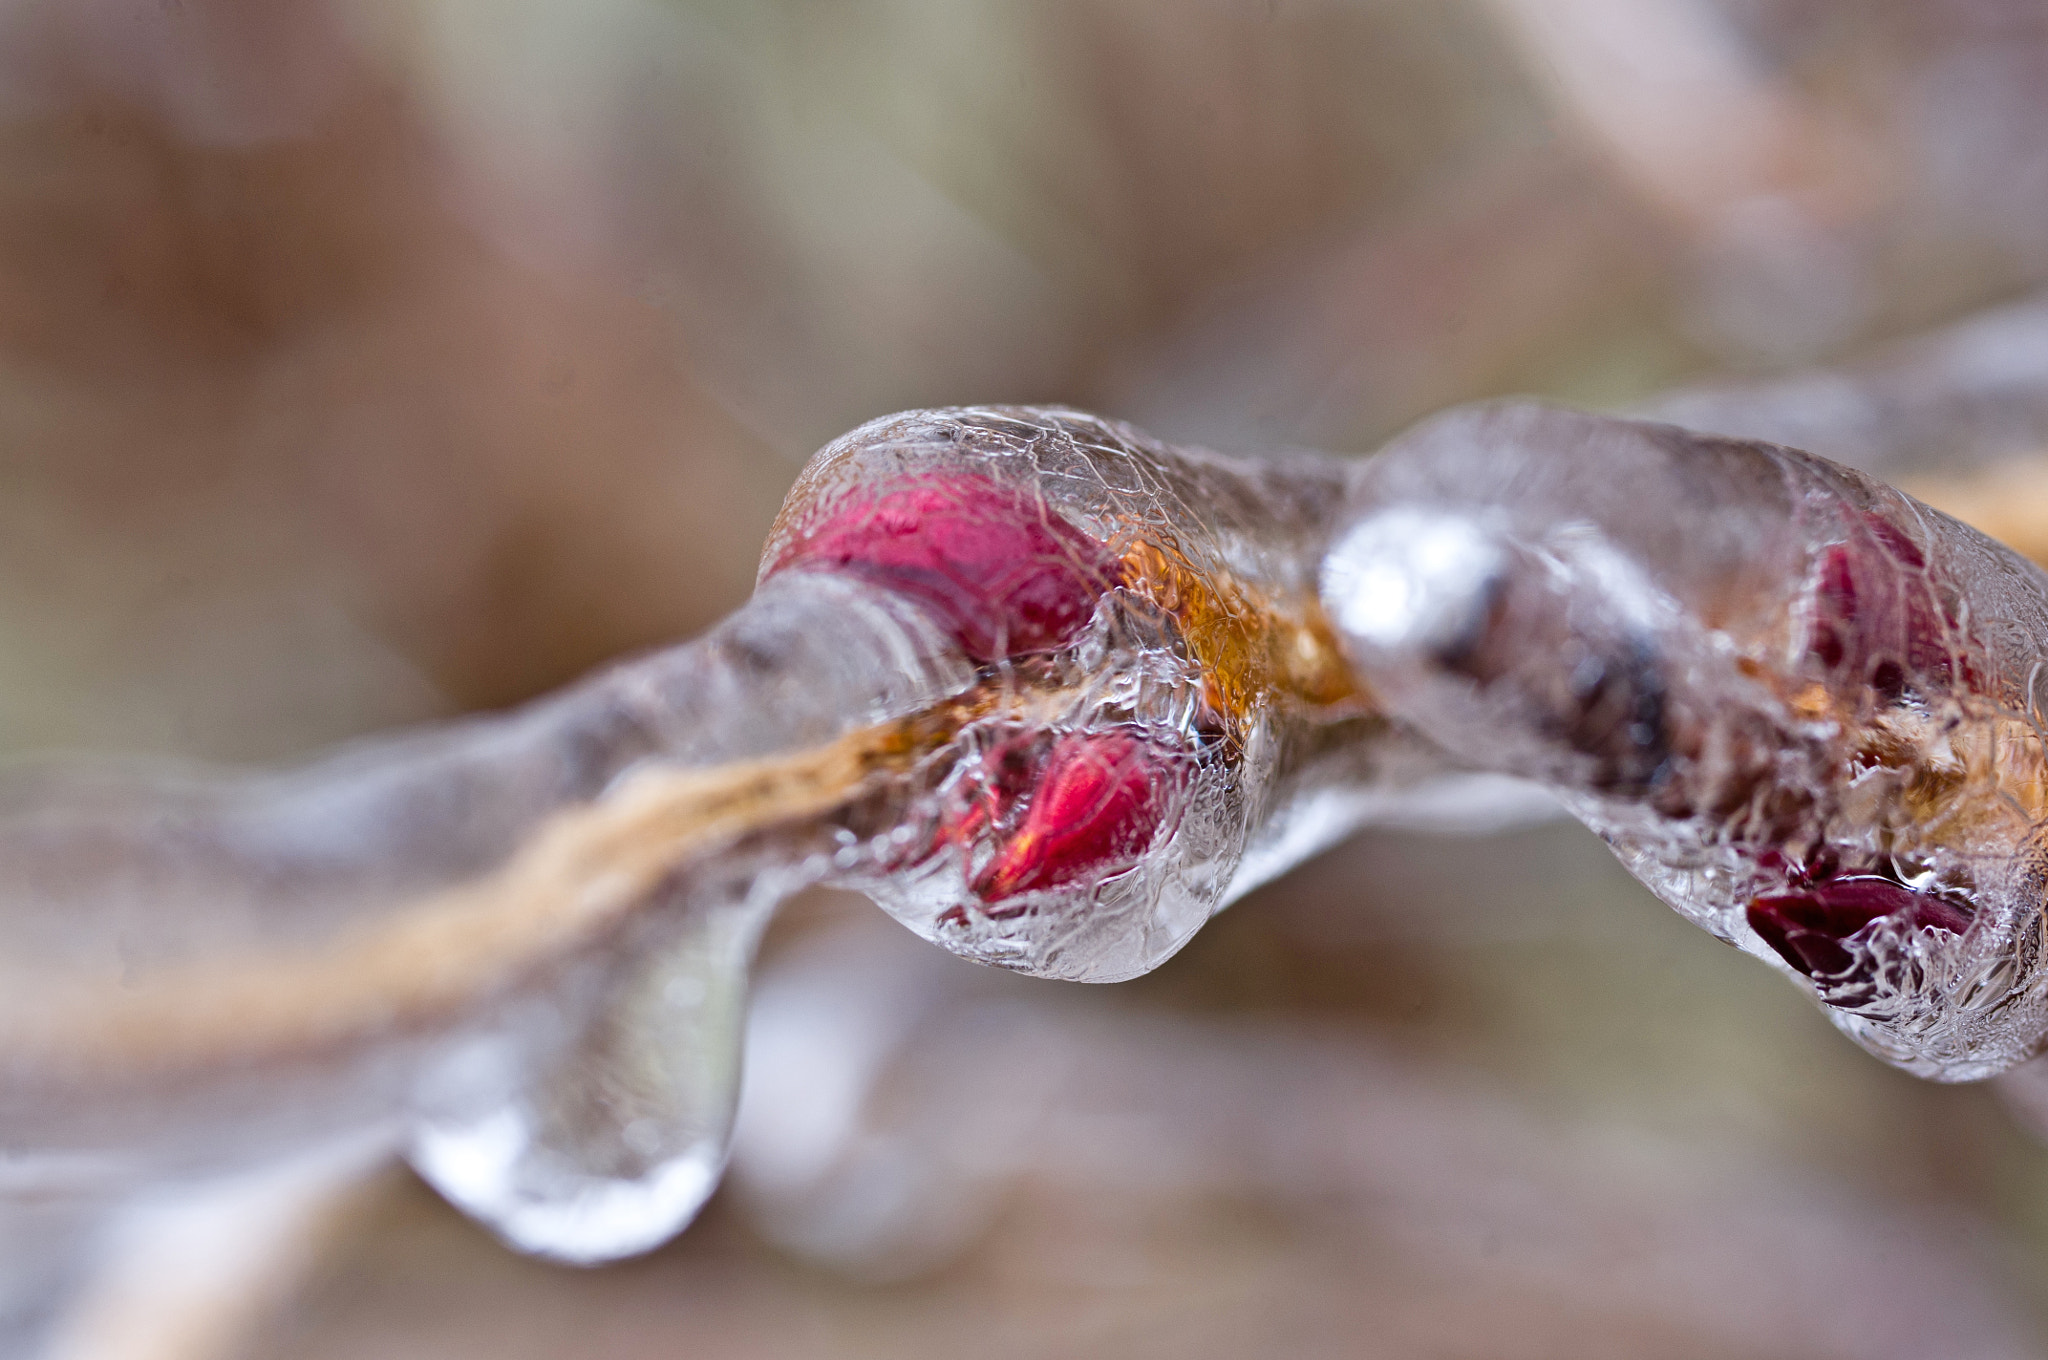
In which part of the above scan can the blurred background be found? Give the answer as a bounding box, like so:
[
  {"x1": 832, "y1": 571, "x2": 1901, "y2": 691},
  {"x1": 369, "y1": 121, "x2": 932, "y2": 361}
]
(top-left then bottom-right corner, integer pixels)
[{"x1": 9, "y1": 0, "x2": 2048, "y2": 1355}]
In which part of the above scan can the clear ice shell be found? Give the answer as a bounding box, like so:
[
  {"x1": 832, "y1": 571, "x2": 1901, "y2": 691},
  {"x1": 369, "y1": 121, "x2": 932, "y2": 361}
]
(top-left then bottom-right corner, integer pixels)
[{"x1": 823, "y1": 604, "x2": 1252, "y2": 983}]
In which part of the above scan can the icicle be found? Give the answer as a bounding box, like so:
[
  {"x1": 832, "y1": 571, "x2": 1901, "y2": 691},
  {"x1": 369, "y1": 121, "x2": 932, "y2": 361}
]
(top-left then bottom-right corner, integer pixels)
[{"x1": 407, "y1": 875, "x2": 775, "y2": 1263}]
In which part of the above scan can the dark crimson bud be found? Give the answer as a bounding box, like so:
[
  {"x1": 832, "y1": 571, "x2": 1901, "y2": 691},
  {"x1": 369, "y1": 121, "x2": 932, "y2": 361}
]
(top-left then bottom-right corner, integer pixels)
[
  {"x1": 1747, "y1": 875, "x2": 1972, "y2": 987},
  {"x1": 768, "y1": 473, "x2": 1123, "y2": 664},
  {"x1": 1805, "y1": 512, "x2": 1973, "y2": 699},
  {"x1": 972, "y1": 729, "x2": 1185, "y2": 907}
]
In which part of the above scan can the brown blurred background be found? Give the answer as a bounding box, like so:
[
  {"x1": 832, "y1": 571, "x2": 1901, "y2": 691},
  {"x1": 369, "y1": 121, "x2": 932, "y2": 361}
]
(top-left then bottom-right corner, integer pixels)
[{"x1": 9, "y1": 0, "x2": 2048, "y2": 1355}]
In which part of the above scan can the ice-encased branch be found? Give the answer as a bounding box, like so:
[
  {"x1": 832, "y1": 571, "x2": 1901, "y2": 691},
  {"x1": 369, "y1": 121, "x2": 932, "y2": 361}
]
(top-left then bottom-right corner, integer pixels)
[{"x1": 8, "y1": 296, "x2": 2048, "y2": 1262}]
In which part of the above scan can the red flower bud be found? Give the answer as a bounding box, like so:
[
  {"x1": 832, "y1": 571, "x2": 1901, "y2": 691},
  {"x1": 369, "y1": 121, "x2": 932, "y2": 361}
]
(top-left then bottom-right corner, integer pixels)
[
  {"x1": 769, "y1": 473, "x2": 1122, "y2": 664},
  {"x1": 1747, "y1": 875, "x2": 1972, "y2": 986},
  {"x1": 1806, "y1": 512, "x2": 1973, "y2": 699},
  {"x1": 971, "y1": 729, "x2": 1186, "y2": 909}
]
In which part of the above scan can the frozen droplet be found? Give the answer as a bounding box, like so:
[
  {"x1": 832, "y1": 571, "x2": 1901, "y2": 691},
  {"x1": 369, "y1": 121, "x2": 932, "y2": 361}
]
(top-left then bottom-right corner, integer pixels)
[
  {"x1": 406, "y1": 890, "x2": 768, "y2": 1263},
  {"x1": 410, "y1": 1105, "x2": 722, "y2": 1264}
]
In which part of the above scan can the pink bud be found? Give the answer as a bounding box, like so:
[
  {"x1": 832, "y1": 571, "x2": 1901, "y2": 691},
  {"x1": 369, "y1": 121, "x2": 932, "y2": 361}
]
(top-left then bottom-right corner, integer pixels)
[
  {"x1": 1747, "y1": 875, "x2": 1972, "y2": 986},
  {"x1": 1806, "y1": 512, "x2": 1973, "y2": 699},
  {"x1": 769, "y1": 474, "x2": 1123, "y2": 663},
  {"x1": 971, "y1": 729, "x2": 1186, "y2": 908}
]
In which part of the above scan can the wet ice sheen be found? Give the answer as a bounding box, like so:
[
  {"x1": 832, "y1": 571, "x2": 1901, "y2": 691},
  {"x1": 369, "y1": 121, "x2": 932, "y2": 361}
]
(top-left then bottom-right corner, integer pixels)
[{"x1": 5, "y1": 402, "x2": 2048, "y2": 1264}]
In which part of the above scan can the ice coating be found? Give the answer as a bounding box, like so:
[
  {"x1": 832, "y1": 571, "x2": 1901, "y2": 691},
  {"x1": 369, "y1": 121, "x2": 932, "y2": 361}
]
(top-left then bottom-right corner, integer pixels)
[
  {"x1": 1324, "y1": 402, "x2": 2048, "y2": 1079},
  {"x1": 11, "y1": 394, "x2": 2048, "y2": 1272}
]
